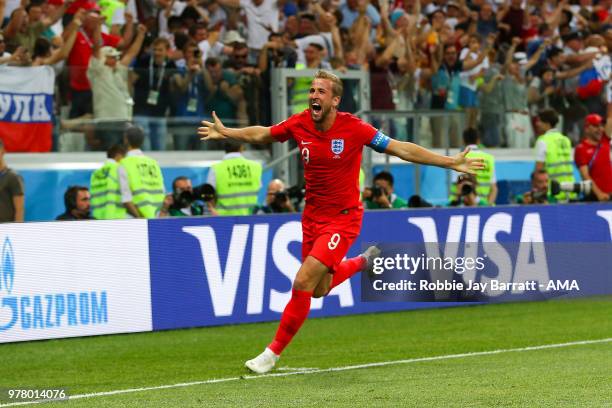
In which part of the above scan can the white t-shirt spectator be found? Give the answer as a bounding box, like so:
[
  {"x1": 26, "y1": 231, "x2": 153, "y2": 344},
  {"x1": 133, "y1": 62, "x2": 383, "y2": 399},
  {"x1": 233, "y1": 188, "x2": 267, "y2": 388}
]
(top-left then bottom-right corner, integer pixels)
[
  {"x1": 239, "y1": 0, "x2": 279, "y2": 50},
  {"x1": 459, "y1": 48, "x2": 489, "y2": 91},
  {"x1": 198, "y1": 40, "x2": 225, "y2": 62}
]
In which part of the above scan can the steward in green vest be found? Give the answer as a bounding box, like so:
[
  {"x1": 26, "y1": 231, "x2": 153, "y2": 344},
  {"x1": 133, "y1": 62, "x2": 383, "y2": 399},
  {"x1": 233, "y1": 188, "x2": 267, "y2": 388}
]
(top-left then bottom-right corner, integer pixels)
[
  {"x1": 119, "y1": 126, "x2": 165, "y2": 218},
  {"x1": 291, "y1": 44, "x2": 328, "y2": 113},
  {"x1": 449, "y1": 128, "x2": 498, "y2": 205},
  {"x1": 209, "y1": 141, "x2": 262, "y2": 216},
  {"x1": 90, "y1": 144, "x2": 127, "y2": 219},
  {"x1": 534, "y1": 109, "x2": 576, "y2": 201}
]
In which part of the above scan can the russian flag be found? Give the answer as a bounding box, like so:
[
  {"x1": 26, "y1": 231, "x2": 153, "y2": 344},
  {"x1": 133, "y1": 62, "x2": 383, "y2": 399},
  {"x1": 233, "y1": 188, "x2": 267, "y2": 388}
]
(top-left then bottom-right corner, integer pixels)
[{"x1": 0, "y1": 66, "x2": 54, "y2": 152}]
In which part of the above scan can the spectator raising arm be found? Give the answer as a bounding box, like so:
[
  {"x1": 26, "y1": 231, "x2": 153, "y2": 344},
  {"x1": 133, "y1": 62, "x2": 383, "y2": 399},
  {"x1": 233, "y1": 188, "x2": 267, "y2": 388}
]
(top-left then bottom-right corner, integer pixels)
[
  {"x1": 116, "y1": 11, "x2": 135, "y2": 50},
  {"x1": 41, "y1": 0, "x2": 74, "y2": 28},
  {"x1": 120, "y1": 24, "x2": 147, "y2": 66},
  {"x1": 34, "y1": 9, "x2": 84, "y2": 66}
]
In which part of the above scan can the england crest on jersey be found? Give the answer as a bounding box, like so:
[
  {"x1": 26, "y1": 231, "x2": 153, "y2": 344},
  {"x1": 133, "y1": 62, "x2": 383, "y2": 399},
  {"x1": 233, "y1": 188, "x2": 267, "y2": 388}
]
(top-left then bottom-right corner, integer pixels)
[{"x1": 331, "y1": 139, "x2": 344, "y2": 154}]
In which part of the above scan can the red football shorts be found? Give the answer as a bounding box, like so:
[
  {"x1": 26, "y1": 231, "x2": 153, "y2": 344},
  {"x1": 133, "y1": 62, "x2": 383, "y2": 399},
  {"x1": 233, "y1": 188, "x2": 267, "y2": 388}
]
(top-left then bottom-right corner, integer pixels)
[{"x1": 301, "y1": 206, "x2": 363, "y2": 270}]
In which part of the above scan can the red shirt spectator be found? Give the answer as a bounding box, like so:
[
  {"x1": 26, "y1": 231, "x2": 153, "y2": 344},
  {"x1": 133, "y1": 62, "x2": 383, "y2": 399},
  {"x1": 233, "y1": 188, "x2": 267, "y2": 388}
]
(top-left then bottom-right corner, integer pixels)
[
  {"x1": 574, "y1": 114, "x2": 612, "y2": 198},
  {"x1": 68, "y1": 30, "x2": 120, "y2": 91}
]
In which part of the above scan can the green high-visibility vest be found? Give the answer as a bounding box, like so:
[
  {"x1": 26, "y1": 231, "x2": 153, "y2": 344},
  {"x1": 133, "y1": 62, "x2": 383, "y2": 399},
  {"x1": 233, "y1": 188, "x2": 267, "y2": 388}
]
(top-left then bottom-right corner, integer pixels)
[
  {"x1": 213, "y1": 157, "x2": 262, "y2": 216},
  {"x1": 99, "y1": 0, "x2": 124, "y2": 27},
  {"x1": 291, "y1": 63, "x2": 310, "y2": 113},
  {"x1": 538, "y1": 130, "x2": 576, "y2": 200},
  {"x1": 121, "y1": 155, "x2": 165, "y2": 218},
  {"x1": 90, "y1": 161, "x2": 127, "y2": 220},
  {"x1": 450, "y1": 149, "x2": 495, "y2": 201}
]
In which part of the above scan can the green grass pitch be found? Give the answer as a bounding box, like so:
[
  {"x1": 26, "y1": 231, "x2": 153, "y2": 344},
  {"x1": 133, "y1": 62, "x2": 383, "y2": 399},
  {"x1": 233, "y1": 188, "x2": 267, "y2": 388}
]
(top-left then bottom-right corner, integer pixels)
[{"x1": 1, "y1": 296, "x2": 611, "y2": 407}]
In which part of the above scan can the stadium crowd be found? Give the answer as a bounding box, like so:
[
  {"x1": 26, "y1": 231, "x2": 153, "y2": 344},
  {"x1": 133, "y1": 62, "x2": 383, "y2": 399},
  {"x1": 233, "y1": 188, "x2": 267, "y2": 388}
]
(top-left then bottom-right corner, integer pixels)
[{"x1": 2, "y1": 0, "x2": 612, "y2": 150}]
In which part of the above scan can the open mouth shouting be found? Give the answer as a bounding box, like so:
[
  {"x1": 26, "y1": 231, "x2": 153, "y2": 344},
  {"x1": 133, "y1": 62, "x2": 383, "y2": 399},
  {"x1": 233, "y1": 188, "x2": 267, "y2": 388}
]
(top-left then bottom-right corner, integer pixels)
[{"x1": 310, "y1": 101, "x2": 323, "y2": 121}]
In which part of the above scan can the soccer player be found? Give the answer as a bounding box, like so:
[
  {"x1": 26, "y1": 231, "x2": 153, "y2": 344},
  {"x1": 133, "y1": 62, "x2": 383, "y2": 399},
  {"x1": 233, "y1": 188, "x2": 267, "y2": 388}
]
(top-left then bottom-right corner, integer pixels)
[{"x1": 198, "y1": 70, "x2": 484, "y2": 374}]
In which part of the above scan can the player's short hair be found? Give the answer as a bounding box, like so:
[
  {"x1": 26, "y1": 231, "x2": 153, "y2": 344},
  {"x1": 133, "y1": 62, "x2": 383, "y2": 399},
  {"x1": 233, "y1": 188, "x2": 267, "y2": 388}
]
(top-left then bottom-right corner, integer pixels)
[
  {"x1": 374, "y1": 171, "x2": 394, "y2": 186},
  {"x1": 313, "y1": 70, "x2": 343, "y2": 97}
]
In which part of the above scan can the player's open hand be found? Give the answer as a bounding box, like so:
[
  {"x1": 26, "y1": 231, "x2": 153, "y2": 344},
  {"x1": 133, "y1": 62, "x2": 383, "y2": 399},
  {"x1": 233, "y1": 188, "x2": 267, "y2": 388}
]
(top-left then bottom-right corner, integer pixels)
[
  {"x1": 198, "y1": 111, "x2": 227, "y2": 141},
  {"x1": 451, "y1": 147, "x2": 485, "y2": 174}
]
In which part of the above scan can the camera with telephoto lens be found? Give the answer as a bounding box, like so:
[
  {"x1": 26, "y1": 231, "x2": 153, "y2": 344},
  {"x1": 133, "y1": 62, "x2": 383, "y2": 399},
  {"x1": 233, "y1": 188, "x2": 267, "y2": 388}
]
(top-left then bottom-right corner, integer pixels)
[
  {"x1": 550, "y1": 180, "x2": 592, "y2": 196},
  {"x1": 461, "y1": 183, "x2": 474, "y2": 196},
  {"x1": 173, "y1": 183, "x2": 216, "y2": 209},
  {"x1": 371, "y1": 185, "x2": 387, "y2": 198}
]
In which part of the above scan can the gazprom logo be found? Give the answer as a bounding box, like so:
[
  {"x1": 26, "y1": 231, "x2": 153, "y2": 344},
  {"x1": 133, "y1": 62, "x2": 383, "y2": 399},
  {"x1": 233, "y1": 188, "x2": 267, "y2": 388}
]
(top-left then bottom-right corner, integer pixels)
[
  {"x1": 0, "y1": 237, "x2": 109, "y2": 333},
  {"x1": 1, "y1": 237, "x2": 15, "y2": 294}
]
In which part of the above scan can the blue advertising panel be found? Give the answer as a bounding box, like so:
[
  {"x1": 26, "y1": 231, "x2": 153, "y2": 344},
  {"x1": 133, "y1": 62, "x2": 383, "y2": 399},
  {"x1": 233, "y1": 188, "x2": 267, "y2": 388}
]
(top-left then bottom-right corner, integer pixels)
[{"x1": 148, "y1": 203, "x2": 612, "y2": 331}]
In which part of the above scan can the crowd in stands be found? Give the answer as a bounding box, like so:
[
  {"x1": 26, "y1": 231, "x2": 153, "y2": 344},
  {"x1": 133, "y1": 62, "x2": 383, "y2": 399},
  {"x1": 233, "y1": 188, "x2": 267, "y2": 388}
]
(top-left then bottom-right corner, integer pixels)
[{"x1": 2, "y1": 0, "x2": 612, "y2": 151}]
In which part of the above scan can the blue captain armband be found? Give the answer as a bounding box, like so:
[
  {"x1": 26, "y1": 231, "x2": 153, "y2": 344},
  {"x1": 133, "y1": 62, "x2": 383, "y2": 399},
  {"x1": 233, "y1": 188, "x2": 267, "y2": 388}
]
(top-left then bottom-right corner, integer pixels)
[{"x1": 368, "y1": 131, "x2": 391, "y2": 153}]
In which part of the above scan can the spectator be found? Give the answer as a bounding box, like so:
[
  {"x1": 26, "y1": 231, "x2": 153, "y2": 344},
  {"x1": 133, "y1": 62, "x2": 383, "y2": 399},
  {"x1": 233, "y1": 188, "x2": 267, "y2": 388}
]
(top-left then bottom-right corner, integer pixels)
[
  {"x1": 291, "y1": 42, "x2": 331, "y2": 113},
  {"x1": 89, "y1": 143, "x2": 127, "y2": 219},
  {"x1": 170, "y1": 42, "x2": 214, "y2": 150},
  {"x1": 339, "y1": 0, "x2": 380, "y2": 31},
  {"x1": 217, "y1": 0, "x2": 280, "y2": 57},
  {"x1": 207, "y1": 140, "x2": 262, "y2": 216},
  {"x1": 205, "y1": 56, "x2": 246, "y2": 128},
  {"x1": 118, "y1": 126, "x2": 165, "y2": 218},
  {"x1": 448, "y1": 173, "x2": 488, "y2": 207},
  {"x1": 450, "y1": 128, "x2": 498, "y2": 205},
  {"x1": 363, "y1": 171, "x2": 407, "y2": 209},
  {"x1": 574, "y1": 113, "x2": 612, "y2": 201},
  {"x1": 224, "y1": 34, "x2": 262, "y2": 125},
  {"x1": 502, "y1": 37, "x2": 546, "y2": 148},
  {"x1": 0, "y1": 140, "x2": 24, "y2": 222},
  {"x1": 159, "y1": 176, "x2": 218, "y2": 217},
  {"x1": 458, "y1": 33, "x2": 494, "y2": 129},
  {"x1": 56, "y1": 185, "x2": 94, "y2": 220},
  {"x1": 30, "y1": 9, "x2": 82, "y2": 66},
  {"x1": 479, "y1": 53, "x2": 505, "y2": 147},
  {"x1": 254, "y1": 179, "x2": 296, "y2": 214},
  {"x1": 534, "y1": 108, "x2": 577, "y2": 201},
  {"x1": 87, "y1": 23, "x2": 147, "y2": 150},
  {"x1": 515, "y1": 169, "x2": 557, "y2": 204},
  {"x1": 65, "y1": 2, "x2": 131, "y2": 121},
  {"x1": 133, "y1": 37, "x2": 177, "y2": 151},
  {"x1": 3, "y1": 0, "x2": 70, "y2": 53},
  {"x1": 0, "y1": 33, "x2": 11, "y2": 64}
]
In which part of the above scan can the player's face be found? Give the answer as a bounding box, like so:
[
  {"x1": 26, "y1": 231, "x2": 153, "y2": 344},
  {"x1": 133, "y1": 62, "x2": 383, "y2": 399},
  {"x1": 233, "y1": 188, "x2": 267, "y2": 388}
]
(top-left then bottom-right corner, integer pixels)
[{"x1": 309, "y1": 78, "x2": 340, "y2": 123}]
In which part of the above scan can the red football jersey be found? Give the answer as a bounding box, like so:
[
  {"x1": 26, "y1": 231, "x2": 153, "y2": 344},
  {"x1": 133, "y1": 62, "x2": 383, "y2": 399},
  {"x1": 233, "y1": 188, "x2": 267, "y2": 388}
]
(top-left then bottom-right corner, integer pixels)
[{"x1": 270, "y1": 110, "x2": 380, "y2": 216}]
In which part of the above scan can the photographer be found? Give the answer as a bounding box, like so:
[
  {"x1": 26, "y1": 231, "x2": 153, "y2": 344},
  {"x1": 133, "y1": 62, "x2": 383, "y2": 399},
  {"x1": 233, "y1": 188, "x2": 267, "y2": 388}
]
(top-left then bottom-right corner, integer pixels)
[
  {"x1": 254, "y1": 179, "x2": 296, "y2": 214},
  {"x1": 515, "y1": 170, "x2": 557, "y2": 205},
  {"x1": 448, "y1": 174, "x2": 488, "y2": 207},
  {"x1": 159, "y1": 177, "x2": 218, "y2": 217},
  {"x1": 574, "y1": 114, "x2": 612, "y2": 202},
  {"x1": 363, "y1": 171, "x2": 407, "y2": 209}
]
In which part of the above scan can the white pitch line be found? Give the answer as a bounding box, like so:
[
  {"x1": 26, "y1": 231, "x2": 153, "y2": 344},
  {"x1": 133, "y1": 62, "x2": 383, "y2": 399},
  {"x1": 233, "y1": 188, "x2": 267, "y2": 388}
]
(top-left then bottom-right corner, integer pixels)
[{"x1": 2, "y1": 337, "x2": 610, "y2": 407}]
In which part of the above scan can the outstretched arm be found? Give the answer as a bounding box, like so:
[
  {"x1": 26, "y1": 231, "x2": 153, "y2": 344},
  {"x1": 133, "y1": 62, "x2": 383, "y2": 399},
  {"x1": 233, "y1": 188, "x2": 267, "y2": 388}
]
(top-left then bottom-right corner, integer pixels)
[
  {"x1": 198, "y1": 111, "x2": 275, "y2": 144},
  {"x1": 383, "y1": 139, "x2": 485, "y2": 174}
]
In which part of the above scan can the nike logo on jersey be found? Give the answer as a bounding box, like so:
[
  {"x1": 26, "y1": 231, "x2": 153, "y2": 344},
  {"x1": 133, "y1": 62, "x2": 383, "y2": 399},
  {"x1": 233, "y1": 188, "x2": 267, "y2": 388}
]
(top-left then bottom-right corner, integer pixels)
[{"x1": 301, "y1": 141, "x2": 312, "y2": 145}]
